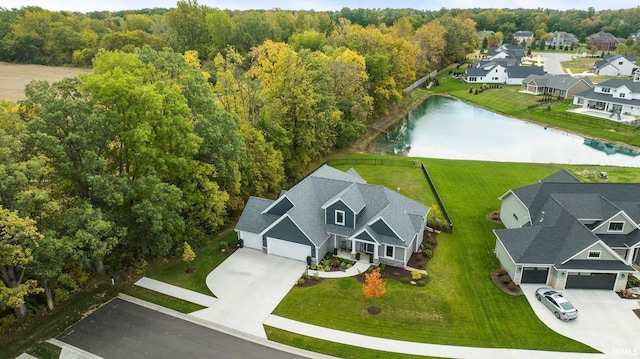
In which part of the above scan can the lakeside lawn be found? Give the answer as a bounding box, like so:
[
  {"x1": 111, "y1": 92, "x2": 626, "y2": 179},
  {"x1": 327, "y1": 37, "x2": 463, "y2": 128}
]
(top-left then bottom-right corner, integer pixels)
[
  {"x1": 428, "y1": 73, "x2": 640, "y2": 147},
  {"x1": 270, "y1": 154, "x2": 600, "y2": 353}
]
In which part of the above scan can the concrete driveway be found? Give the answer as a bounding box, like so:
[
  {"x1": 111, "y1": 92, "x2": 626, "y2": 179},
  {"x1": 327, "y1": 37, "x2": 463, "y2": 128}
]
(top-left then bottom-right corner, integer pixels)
[
  {"x1": 190, "y1": 248, "x2": 307, "y2": 339},
  {"x1": 521, "y1": 284, "x2": 640, "y2": 357},
  {"x1": 534, "y1": 52, "x2": 574, "y2": 75}
]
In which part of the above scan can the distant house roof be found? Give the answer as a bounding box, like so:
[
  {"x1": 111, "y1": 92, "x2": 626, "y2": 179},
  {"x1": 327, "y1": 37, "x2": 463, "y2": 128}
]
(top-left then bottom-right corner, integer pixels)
[
  {"x1": 587, "y1": 32, "x2": 620, "y2": 45},
  {"x1": 522, "y1": 74, "x2": 593, "y2": 91},
  {"x1": 514, "y1": 31, "x2": 533, "y2": 37},
  {"x1": 487, "y1": 45, "x2": 525, "y2": 60},
  {"x1": 506, "y1": 66, "x2": 546, "y2": 79}
]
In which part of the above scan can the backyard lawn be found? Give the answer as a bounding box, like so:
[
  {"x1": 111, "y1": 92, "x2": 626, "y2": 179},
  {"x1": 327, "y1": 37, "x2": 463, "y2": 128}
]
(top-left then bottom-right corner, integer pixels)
[{"x1": 270, "y1": 154, "x2": 601, "y2": 352}]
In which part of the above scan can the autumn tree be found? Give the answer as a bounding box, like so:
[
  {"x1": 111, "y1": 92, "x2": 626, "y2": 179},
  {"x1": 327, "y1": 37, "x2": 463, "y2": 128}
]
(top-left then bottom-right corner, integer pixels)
[
  {"x1": 362, "y1": 268, "x2": 386, "y2": 314},
  {"x1": 0, "y1": 206, "x2": 44, "y2": 318},
  {"x1": 182, "y1": 241, "x2": 196, "y2": 273}
]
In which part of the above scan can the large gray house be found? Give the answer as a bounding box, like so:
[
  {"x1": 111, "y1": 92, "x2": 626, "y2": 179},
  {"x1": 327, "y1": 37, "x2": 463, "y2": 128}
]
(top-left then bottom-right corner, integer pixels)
[
  {"x1": 235, "y1": 165, "x2": 429, "y2": 266},
  {"x1": 494, "y1": 170, "x2": 639, "y2": 291},
  {"x1": 520, "y1": 74, "x2": 593, "y2": 99}
]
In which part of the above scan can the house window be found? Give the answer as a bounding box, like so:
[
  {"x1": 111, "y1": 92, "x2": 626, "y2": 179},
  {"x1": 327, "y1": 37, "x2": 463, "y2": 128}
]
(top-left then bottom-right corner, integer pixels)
[
  {"x1": 588, "y1": 250, "x2": 601, "y2": 259},
  {"x1": 335, "y1": 210, "x2": 345, "y2": 226},
  {"x1": 602, "y1": 87, "x2": 611, "y2": 93},
  {"x1": 577, "y1": 98, "x2": 584, "y2": 104},
  {"x1": 513, "y1": 213, "x2": 518, "y2": 221},
  {"x1": 608, "y1": 222, "x2": 624, "y2": 232},
  {"x1": 620, "y1": 93, "x2": 626, "y2": 98},
  {"x1": 386, "y1": 245, "x2": 394, "y2": 257},
  {"x1": 618, "y1": 61, "x2": 623, "y2": 65}
]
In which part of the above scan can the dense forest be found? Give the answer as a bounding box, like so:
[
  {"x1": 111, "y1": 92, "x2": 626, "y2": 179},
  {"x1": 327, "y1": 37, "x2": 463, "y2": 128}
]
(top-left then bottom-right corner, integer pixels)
[{"x1": 1, "y1": 0, "x2": 640, "y2": 325}]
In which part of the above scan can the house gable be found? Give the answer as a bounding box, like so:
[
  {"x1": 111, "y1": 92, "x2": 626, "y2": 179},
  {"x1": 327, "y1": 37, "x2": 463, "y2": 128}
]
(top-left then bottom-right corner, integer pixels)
[
  {"x1": 325, "y1": 200, "x2": 355, "y2": 228},
  {"x1": 369, "y1": 217, "x2": 399, "y2": 239},
  {"x1": 263, "y1": 216, "x2": 312, "y2": 246},
  {"x1": 263, "y1": 196, "x2": 294, "y2": 215},
  {"x1": 564, "y1": 240, "x2": 624, "y2": 262},
  {"x1": 591, "y1": 211, "x2": 638, "y2": 235}
]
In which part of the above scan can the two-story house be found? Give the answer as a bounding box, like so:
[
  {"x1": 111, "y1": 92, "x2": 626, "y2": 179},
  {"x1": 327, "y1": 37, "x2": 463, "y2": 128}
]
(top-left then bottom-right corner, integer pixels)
[
  {"x1": 463, "y1": 45, "x2": 545, "y2": 84},
  {"x1": 513, "y1": 30, "x2": 534, "y2": 45},
  {"x1": 572, "y1": 78, "x2": 640, "y2": 119},
  {"x1": 594, "y1": 55, "x2": 638, "y2": 77},
  {"x1": 235, "y1": 165, "x2": 429, "y2": 266},
  {"x1": 494, "y1": 170, "x2": 639, "y2": 291},
  {"x1": 545, "y1": 31, "x2": 580, "y2": 49},
  {"x1": 587, "y1": 32, "x2": 621, "y2": 51}
]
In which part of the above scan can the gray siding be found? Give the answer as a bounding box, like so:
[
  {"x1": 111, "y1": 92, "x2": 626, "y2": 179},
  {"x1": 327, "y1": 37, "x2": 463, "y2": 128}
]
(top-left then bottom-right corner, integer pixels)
[
  {"x1": 266, "y1": 197, "x2": 293, "y2": 215},
  {"x1": 264, "y1": 217, "x2": 312, "y2": 246},
  {"x1": 592, "y1": 213, "x2": 635, "y2": 235},
  {"x1": 573, "y1": 242, "x2": 619, "y2": 260},
  {"x1": 326, "y1": 201, "x2": 355, "y2": 228},
  {"x1": 495, "y1": 238, "x2": 518, "y2": 281},
  {"x1": 370, "y1": 219, "x2": 396, "y2": 237},
  {"x1": 356, "y1": 231, "x2": 376, "y2": 242},
  {"x1": 500, "y1": 193, "x2": 530, "y2": 229}
]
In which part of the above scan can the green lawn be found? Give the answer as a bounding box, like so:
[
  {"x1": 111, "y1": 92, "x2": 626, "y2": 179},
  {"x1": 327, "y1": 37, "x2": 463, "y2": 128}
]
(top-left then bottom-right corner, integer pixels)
[
  {"x1": 142, "y1": 229, "x2": 239, "y2": 296},
  {"x1": 271, "y1": 155, "x2": 602, "y2": 352},
  {"x1": 428, "y1": 73, "x2": 640, "y2": 147}
]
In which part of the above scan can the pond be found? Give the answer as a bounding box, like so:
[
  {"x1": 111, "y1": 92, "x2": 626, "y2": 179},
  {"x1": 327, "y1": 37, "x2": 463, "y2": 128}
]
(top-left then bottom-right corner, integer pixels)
[{"x1": 378, "y1": 95, "x2": 640, "y2": 167}]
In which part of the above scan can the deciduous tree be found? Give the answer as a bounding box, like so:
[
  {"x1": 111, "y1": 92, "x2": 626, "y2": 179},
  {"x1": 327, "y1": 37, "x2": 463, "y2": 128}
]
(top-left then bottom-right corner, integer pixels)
[{"x1": 362, "y1": 268, "x2": 386, "y2": 312}]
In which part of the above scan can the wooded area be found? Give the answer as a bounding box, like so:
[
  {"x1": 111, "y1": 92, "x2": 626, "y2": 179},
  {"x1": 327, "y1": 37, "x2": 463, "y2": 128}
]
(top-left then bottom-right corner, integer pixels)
[{"x1": 1, "y1": 0, "x2": 639, "y2": 327}]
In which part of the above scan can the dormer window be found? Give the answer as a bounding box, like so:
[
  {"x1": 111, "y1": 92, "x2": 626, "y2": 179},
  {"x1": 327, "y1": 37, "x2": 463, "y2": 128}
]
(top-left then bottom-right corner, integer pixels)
[
  {"x1": 602, "y1": 87, "x2": 610, "y2": 93},
  {"x1": 335, "y1": 210, "x2": 345, "y2": 226},
  {"x1": 608, "y1": 222, "x2": 623, "y2": 232}
]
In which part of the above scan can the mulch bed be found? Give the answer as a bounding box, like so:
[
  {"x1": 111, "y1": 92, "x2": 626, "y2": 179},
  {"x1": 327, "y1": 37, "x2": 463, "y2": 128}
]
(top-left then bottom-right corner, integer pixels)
[
  {"x1": 355, "y1": 264, "x2": 430, "y2": 286},
  {"x1": 616, "y1": 290, "x2": 640, "y2": 300},
  {"x1": 367, "y1": 306, "x2": 381, "y2": 315},
  {"x1": 487, "y1": 211, "x2": 502, "y2": 224},
  {"x1": 297, "y1": 276, "x2": 324, "y2": 287},
  {"x1": 406, "y1": 230, "x2": 439, "y2": 270},
  {"x1": 491, "y1": 270, "x2": 523, "y2": 296},
  {"x1": 633, "y1": 309, "x2": 640, "y2": 320}
]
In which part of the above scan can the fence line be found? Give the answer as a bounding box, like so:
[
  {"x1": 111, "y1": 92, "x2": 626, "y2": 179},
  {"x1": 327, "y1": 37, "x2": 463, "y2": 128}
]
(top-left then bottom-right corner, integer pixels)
[
  {"x1": 405, "y1": 70, "x2": 438, "y2": 93},
  {"x1": 327, "y1": 158, "x2": 416, "y2": 167},
  {"x1": 420, "y1": 162, "x2": 453, "y2": 232}
]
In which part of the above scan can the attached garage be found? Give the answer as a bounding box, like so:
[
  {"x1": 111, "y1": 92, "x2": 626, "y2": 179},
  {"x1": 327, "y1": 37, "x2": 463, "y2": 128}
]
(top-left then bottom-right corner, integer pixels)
[
  {"x1": 267, "y1": 237, "x2": 311, "y2": 262},
  {"x1": 566, "y1": 273, "x2": 616, "y2": 289},
  {"x1": 521, "y1": 267, "x2": 549, "y2": 284},
  {"x1": 238, "y1": 231, "x2": 262, "y2": 250}
]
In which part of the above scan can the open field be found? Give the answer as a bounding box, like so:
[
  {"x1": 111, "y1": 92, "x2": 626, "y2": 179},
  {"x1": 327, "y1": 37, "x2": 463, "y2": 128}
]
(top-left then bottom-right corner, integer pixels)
[{"x1": 0, "y1": 62, "x2": 90, "y2": 102}]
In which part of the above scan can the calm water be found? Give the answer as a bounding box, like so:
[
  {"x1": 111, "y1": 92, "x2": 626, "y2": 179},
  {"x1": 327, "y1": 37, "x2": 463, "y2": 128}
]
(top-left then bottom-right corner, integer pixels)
[{"x1": 380, "y1": 95, "x2": 640, "y2": 167}]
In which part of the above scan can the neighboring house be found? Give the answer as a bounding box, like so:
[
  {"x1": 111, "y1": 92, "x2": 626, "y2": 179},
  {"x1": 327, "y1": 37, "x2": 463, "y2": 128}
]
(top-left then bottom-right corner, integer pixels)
[
  {"x1": 545, "y1": 31, "x2": 580, "y2": 48},
  {"x1": 587, "y1": 32, "x2": 621, "y2": 51},
  {"x1": 235, "y1": 165, "x2": 429, "y2": 266},
  {"x1": 594, "y1": 55, "x2": 638, "y2": 77},
  {"x1": 494, "y1": 170, "x2": 639, "y2": 291},
  {"x1": 572, "y1": 78, "x2": 640, "y2": 118},
  {"x1": 463, "y1": 45, "x2": 545, "y2": 84},
  {"x1": 513, "y1": 30, "x2": 534, "y2": 45},
  {"x1": 521, "y1": 74, "x2": 593, "y2": 99}
]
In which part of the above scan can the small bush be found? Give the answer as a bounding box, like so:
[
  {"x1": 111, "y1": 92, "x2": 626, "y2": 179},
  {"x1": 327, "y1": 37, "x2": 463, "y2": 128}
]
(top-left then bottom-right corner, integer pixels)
[
  {"x1": 500, "y1": 274, "x2": 511, "y2": 284},
  {"x1": 427, "y1": 236, "x2": 437, "y2": 246},
  {"x1": 313, "y1": 272, "x2": 320, "y2": 280},
  {"x1": 340, "y1": 262, "x2": 347, "y2": 271},
  {"x1": 422, "y1": 243, "x2": 432, "y2": 251},
  {"x1": 324, "y1": 265, "x2": 330, "y2": 272},
  {"x1": 219, "y1": 241, "x2": 229, "y2": 250},
  {"x1": 416, "y1": 253, "x2": 424, "y2": 261},
  {"x1": 346, "y1": 263, "x2": 352, "y2": 269},
  {"x1": 310, "y1": 264, "x2": 317, "y2": 270},
  {"x1": 423, "y1": 249, "x2": 433, "y2": 258},
  {"x1": 297, "y1": 278, "x2": 305, "y2": 285},
  {"x1": 330, "y1": 258, "x2": 340, "y2": 267},
  {"x1": 508, "y1": 282, "x2": 518, "y2": 291},
  {"x1": 380, "y1": 264, "x2": 387, "y2": 271},
  {"x1": 411, "y1": 270, "x2": 422, "y2": 280},
  {"x1": 401, "y1": 277, "x2": 411, "y2": 284},
  {"x1": 627, "y1": 274, "x2": 640, "y2": 288},
  {"x1": 496, "y1": 268, "x2": 508, "y2": 276}
]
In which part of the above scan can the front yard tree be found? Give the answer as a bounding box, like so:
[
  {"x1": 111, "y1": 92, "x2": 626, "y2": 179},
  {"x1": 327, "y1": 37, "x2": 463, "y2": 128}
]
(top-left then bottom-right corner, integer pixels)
[
  {"x1": 183, "y1": 241, "x2": 196, "y2": 272},
  {"x1": 362, "y1": 268, "x2": 386, "y2": 314}
]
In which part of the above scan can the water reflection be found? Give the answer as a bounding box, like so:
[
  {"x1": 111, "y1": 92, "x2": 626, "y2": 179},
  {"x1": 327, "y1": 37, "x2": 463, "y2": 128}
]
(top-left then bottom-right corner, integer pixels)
[{"x1": 378, "y1": 95, "x2": 640, "y2": 167}]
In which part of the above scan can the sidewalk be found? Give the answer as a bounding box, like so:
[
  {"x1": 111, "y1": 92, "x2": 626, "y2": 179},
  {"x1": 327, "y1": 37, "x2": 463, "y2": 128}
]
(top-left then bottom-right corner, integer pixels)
[
  {"x1": 134, "y1": 277, "x2": 217, "y2": 307},
  {"x1": 308, "y1": 261, "x2": 370, "y2": 278},
  {"x1": 264, "y1": 315, "x2": 606, "y2": 359}
]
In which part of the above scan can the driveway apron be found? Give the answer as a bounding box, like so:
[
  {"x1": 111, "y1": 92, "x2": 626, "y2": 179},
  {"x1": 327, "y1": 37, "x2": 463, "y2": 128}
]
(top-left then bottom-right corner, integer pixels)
[
  {"x1": 190, "y1": 248, "x2": 306, "y2": 339},
  {"x1": 520, "y1": 284, "x2": 640, "y2": 357}
]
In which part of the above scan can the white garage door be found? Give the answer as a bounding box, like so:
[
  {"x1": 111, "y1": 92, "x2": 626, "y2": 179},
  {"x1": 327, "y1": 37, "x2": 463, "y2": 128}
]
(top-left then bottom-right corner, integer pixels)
[
  {"x1": 267, "y1": 237, "x2": 310, "y2": 262},
  {"x1": 239, "y1": 231, "x2": 262, "y2": 250}
]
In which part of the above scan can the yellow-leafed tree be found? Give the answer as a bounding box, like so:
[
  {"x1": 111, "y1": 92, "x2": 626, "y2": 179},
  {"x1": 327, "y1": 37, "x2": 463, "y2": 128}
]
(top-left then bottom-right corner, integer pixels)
[{"x1": 182, "y1": 241, "x2": 196, "y2": 272}]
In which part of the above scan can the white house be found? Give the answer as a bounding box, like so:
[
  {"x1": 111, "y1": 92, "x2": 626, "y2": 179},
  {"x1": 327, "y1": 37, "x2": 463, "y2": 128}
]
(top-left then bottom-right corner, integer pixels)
[
  {"x1": 573, "y1": 79, "x2": 640, "y2": 119},
  {"x1": 594, "y1": 55, "x2": 638, "y2": 77}
]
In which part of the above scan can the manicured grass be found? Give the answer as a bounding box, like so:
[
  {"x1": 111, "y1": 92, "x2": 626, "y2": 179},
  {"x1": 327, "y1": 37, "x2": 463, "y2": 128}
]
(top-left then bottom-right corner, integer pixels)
[
  {"x1": 272, "y1": 155, "x2": 603, "y2": 352},
  {"x1": 120, "y1": 287, "x2": 205, "y2": 314},
  {"x1": 143, "y1": 229, "x2": 239, "y2": 296},
  {"x1": 266, "y1": 326, "x2": 447, "y2": 359}
]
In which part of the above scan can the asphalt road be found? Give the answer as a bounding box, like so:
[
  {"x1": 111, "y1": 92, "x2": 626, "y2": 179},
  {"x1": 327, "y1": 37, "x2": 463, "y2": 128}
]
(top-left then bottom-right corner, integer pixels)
[
  {"x1": 57, "y1": 298, "x2": 309, "y2": 359},
  {"x1": 534, "y1": 52, "x2": 574, "y2": 75}
]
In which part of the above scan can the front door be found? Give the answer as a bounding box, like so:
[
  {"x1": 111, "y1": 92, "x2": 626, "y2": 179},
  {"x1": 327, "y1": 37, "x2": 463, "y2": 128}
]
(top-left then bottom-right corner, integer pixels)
[{"x1": 359, "y1": 242, "x2": 374, "y2": 254}]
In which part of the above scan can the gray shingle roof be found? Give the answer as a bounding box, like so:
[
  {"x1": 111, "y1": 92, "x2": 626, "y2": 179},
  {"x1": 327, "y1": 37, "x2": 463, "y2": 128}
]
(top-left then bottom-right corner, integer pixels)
[
  {"x1": 236, "y1": 165, "x2": 429, "y2": 249},
  {"x1": 557, "y1": 259, "x2": 633, "y2": 271},
  {"x1": 506, "y1": 66, "x2": 546, "y2": 79},
  {"x1": 574, "y1": 88, "x2": 640, "y2": 108}
]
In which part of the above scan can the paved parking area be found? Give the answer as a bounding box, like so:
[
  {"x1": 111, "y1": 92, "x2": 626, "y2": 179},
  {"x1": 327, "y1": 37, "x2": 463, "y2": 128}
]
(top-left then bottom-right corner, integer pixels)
[
  {"x1": 189, "y1": 248, "x2": 307, "y2": 339},
  {"x1": 521, "y1": 284, "x2": 640, "y2": 357}
]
